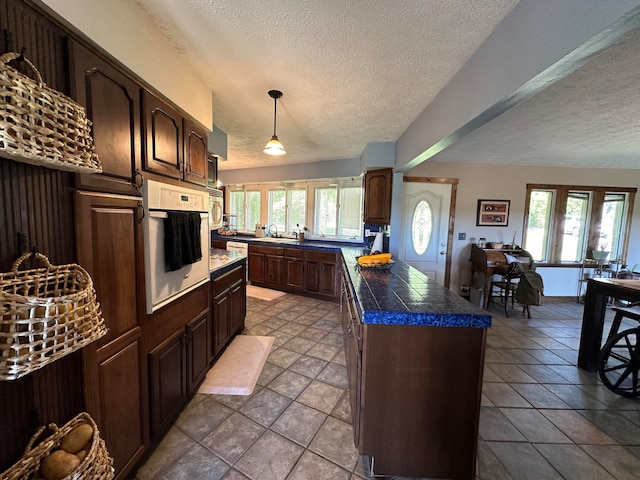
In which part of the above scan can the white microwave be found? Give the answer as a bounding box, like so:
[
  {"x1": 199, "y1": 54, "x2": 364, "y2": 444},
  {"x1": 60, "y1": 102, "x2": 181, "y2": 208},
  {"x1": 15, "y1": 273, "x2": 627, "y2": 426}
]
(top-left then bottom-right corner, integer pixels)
[{"x1": 209, "y1": 189, "x2": 223, "y2": 230}]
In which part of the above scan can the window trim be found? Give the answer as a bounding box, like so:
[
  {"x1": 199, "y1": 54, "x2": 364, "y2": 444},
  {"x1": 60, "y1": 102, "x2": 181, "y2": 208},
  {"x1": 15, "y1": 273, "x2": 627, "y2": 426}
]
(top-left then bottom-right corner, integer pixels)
[{"x1": 523, "y1": 183, "x2": 636, "y2": 264}]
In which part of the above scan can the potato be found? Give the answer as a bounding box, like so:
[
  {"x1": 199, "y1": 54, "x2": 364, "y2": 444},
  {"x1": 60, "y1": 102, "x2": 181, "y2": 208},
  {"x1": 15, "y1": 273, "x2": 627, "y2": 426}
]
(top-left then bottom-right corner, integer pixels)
[
  {"x1": 75, "y1": 448, "x2": 89, "y2": 462},
  {"x1": 59, "y1": 423, "x2": 93, "y2": 454},
  {"x1": 41, "y1": 450, "x2": 80, "y2": 480}
]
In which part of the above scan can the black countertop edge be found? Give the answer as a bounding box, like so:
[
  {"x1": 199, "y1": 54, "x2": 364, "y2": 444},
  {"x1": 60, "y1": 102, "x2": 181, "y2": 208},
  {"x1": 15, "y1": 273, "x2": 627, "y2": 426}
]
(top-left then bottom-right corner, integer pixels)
[
  {"x1": 209, "y1": 248, "x2": 246, "y2": 280},
  {"x1": 340, "y1": 247, "x2": 491, "y2": 328}
]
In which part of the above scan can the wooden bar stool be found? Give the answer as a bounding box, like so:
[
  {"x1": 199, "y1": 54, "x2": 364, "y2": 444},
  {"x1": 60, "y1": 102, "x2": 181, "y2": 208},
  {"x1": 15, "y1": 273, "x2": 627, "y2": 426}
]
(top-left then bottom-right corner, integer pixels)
[{"x1": 606, "y1": 306, "x2": 640, "y2": 342}]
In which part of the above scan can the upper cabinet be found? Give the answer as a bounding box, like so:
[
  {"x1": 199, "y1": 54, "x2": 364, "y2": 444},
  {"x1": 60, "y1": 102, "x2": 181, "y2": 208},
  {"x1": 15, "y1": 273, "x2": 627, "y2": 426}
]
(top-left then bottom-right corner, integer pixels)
[
  {"x1": 183, "y1": 119, "x2": 208, "y2": 186},
  {"x1": 70, "y1": 41, "x2": 142, "y2": 195},
  {"x1": 363, "y1": 168, "x2": 393, "y2": 225},
  {"x1": 142, "y1": 90, "x2": 183, "y2": 180},
  {"x1": 142, "y1": 90, "x2": 208, "y2": 187}
]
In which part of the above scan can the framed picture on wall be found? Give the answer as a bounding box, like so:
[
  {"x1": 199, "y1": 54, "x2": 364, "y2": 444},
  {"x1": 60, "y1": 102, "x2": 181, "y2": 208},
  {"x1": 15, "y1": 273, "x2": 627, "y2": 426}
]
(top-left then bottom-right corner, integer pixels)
[{"x1": 476, "y1": 199, "x2": 510, "y2": 226}]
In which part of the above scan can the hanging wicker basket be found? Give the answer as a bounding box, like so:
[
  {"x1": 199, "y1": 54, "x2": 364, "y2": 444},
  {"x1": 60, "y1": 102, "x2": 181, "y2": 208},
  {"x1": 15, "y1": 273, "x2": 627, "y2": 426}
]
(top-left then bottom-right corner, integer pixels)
[
  {"x1": 0, "y1": 252, "x2": 108, "y2": 381},
  {"x1": 0, "y1": 412, "x2": 114, "y2": 480},
  {"x1": 0, "y1": 51, "x2": 102, "y2": 173}
]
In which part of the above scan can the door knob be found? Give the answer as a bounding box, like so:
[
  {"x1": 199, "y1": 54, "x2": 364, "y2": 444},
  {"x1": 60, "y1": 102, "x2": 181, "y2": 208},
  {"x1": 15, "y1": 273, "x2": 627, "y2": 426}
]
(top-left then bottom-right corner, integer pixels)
[{"x1": 440, "y1": 251, "x2": 446, "y2": 255}]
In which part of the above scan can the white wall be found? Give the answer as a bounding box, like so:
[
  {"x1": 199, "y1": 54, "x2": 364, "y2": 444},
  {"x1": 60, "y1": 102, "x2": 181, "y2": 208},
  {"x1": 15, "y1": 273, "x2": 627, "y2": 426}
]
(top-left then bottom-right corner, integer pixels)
[
  {"x1": 404, "y1": 161, "x2": 640, "y2": 296},
  {"x1": 41, "y1": 0, "x2": 212, "y2": 128}
]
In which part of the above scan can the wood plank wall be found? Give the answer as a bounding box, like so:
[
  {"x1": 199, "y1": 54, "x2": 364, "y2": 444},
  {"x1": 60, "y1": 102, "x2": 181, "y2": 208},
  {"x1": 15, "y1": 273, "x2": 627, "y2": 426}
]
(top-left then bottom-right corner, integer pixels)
[{"x1": 0, "y1": 0, "x2": 84, "y2": 470}]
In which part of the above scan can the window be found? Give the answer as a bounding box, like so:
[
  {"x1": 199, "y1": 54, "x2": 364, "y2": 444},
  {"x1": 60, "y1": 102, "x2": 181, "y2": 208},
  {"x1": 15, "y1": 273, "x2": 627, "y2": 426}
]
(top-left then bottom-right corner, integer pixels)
[
  {"x1": 523, "y1": 184, "x2": 636, "y2": 264},
  {"x1": 315, "y1": 187, "x2": 337, "y2": 236},
  {"x1": 225, "y1": 178, "x2": 363, "y2": 240},
  {"x1": 314, "y1": 180, "x2": 363, "y2": 239},
  {"x1": 228, "y1": 189, "x2": 261, "y2": 231},
  {"x1": 268, "y1": 189, "x2": 286, "y2": 232}
]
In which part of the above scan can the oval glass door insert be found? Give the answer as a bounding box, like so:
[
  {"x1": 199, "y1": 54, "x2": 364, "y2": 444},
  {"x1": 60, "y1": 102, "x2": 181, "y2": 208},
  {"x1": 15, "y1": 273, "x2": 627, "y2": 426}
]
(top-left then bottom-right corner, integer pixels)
[{"x1": 411, "y1": 199, "x2": 433, "y2": 255}]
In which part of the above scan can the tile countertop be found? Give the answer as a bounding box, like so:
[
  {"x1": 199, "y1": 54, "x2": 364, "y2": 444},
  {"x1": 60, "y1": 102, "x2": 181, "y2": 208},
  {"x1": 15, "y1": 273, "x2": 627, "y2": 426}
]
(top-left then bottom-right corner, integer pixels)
[
  {"x1": 211, "y1": 235, "x2": 491, "y2": 328},
  {"x1": 340, "y1": 247, "x2": 492, "y2": 329},
  {"x1": 209, "y1": 248, "x2": 246, "y2": 279}
]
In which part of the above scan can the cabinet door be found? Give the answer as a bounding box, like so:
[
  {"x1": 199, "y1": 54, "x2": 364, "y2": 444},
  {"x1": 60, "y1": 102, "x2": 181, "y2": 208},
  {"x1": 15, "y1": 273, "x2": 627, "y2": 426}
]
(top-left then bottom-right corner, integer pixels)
[
  {"x1": 319, "y1": 260, "x2": 338, "y2": 297},
  {"x1": 265, "y1": 254, "x2": 284, "y2": 287},
  {"x1": 75, "y1": 177, "x2": 148, "y2": 479},
  {"x1": 363, "y1": 168, "x2": 392, "y2": 225},
  {"x1": 71, "y1": 41, "x2": 142, "y2": 195},
  {"x1": 212, "y1": 288, "x2": 231, "y2": 357},
  {"x1": 183, "y1": 119, "x2": 208, "y2": 186},
  {"x1": 142, "y1": 90, "x2": 183, "y2": 179},
  {"x1": 230, "y1": 279, "x2": 246, "y2": 335},
  {"x1": 88, "y1": 333, "x2": 146, "y2": 475},
  {"x1": 186, "y1": 311, "x2": 210, "y2": 394},
  {"x1": 149, "y1": 330, "x2": 187, "y2": 439},
  {"x1": 285, "y1": 257, "x2": 305, "y2": 291},
  {"x1": 248, "y1": 252, "x2": 265, "y2": 284},
  {"x1": 305, "y1": 260, "x2": 321, "y2": 294}
]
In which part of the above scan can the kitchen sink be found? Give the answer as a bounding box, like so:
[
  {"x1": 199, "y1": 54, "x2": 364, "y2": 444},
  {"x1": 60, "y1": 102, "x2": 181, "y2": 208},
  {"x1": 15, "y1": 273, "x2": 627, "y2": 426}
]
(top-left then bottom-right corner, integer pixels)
[{"x1": 257, "y1": 236, "x2": 297, "y2": 243}]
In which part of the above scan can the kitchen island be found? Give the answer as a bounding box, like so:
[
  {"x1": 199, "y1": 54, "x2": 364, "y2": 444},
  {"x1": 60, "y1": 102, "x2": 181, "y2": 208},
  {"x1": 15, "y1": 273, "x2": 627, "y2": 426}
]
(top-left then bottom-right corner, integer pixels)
[
  {"x1": 212, "y1": 235, "x2": 490, "y2": 479},
  {"x1": 340, "y1": 247, "x2": 490, "y2": 480}
]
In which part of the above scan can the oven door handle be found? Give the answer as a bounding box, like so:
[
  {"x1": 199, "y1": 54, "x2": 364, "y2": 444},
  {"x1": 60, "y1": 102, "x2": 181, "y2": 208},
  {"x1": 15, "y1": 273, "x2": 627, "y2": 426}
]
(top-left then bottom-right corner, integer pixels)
[{"x1": 148, "y1": 212, "x2": 208, "y2": 219}]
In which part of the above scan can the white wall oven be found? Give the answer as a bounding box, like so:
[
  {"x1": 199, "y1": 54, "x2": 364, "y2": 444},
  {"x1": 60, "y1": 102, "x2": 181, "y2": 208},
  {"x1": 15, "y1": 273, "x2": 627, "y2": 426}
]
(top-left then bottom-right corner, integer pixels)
[{"x1": 143, "y1": 179, "x2": 210, "y2": 314}]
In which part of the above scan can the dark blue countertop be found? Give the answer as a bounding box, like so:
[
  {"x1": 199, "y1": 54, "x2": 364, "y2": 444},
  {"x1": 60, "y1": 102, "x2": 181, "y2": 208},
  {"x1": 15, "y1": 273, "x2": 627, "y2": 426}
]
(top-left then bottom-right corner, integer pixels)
[
  {"x1": 212, "y1": 234, "x2": 490, "y2": 328},
  {"x1": 212, "y1": 233, "x2": 361, "y2": 252},
  {"x1": 209, "y1": 248, "x2": 246, "y2": 280},
  {"x1": 340, "y1": 247, "x2": 491, "y2": 329}
]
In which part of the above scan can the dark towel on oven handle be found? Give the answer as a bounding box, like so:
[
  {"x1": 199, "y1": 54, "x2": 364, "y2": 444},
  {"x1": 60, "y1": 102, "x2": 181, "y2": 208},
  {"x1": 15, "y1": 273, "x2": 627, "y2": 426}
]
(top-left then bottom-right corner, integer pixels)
[{"x1": 164, "y1": 211, "x2": 203, "y2": 272}]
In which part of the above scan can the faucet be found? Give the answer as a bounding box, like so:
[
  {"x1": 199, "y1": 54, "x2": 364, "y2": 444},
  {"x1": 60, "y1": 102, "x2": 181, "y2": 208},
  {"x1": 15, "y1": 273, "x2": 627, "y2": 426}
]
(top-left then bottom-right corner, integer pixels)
[{"x1": 269, "y1": 224, "x2": 278, "y2": 237}]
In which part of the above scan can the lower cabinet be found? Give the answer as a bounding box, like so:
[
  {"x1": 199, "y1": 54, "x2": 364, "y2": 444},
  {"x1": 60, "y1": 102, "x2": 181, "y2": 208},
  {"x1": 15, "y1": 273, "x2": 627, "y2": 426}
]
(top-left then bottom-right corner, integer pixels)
[
  {"x1": 148, "y1": 309, "x2": 209, "y2": 439},
  {"x1": 285, "y1": 248, "x2": 305, "y2": 292},
  {"x1": 305, "y1": 250, "x2": 339, "y2": 298},
  {"x1": 211, "y1": 264, "x2": 247, "y2": 358},
  {"x1": 341, "y1": 271, "x2": 486, "y2": 479},
  {"x1": 249, "y1": 245, "x2": 339, "y2": 301}
]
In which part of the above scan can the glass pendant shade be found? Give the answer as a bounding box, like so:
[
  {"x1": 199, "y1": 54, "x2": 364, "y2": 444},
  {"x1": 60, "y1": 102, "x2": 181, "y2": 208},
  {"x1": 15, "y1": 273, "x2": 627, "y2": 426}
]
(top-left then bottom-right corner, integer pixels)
[{"x1": 264, "y1": 135, "x2": 286, "y2": 155}]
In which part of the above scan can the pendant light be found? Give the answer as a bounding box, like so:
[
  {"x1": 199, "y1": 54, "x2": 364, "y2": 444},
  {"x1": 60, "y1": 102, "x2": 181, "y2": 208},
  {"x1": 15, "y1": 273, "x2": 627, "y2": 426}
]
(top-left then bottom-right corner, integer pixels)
[{"x1": 263, "y1": 90, "x2": 286, "y2": 156}]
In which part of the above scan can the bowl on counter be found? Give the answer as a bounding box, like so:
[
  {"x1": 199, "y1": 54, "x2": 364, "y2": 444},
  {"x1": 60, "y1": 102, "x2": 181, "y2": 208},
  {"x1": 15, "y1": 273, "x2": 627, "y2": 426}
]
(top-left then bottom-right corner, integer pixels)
[{"x1": 488, "y1": 242, "x2": 504, "y2": 249}]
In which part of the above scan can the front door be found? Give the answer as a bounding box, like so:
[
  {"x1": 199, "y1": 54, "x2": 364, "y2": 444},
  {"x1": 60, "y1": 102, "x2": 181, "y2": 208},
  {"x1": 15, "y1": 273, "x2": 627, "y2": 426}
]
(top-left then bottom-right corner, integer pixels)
[{"x1": 399, "y1": 181, "x2": 452, "y2": 286}]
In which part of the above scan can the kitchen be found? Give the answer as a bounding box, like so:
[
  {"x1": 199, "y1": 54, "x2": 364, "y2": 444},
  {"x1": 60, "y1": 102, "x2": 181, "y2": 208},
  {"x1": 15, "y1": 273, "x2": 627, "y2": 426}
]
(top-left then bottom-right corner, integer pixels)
[{"x1": 3, "y1": 1, "x2": 640, "y2": 480}]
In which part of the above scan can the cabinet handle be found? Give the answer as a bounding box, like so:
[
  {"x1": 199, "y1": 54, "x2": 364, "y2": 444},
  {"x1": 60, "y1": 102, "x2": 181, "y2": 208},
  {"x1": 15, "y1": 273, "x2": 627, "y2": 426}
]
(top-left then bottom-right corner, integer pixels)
[
  {"x1": 137, "y1": 201, "x2": 144, "y2": 224},
  {"x1": 133, "y1": 169, "x2": 143, "y2": 190}
]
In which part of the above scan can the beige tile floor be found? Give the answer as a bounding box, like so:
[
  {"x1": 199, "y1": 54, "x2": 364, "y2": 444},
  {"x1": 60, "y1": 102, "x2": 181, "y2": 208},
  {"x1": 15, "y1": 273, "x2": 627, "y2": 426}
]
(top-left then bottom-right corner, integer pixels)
[{"x1": 134, "y1": 293, "x2": 640, "y2": 480}]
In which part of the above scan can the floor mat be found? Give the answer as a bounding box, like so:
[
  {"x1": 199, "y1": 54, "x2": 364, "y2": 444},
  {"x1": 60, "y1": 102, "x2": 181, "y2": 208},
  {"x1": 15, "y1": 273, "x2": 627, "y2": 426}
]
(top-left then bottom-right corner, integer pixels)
[
  {"x1": 197, "y1": 335, "x2": 275, "y2": 395},
  {"x1": 246, "y1": 284, "x2": 286, "y2": 301}
]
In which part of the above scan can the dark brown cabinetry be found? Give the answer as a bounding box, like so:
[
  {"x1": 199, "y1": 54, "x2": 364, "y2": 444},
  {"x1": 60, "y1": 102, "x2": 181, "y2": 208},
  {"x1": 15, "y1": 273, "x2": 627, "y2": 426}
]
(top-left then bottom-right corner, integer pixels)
[
  {"x1": 248, "y1": 245, "x2": 284, "y2": 288},
  {"x1": 70, "y1": 41, "x2": 142, "y2": 195},
  {"x1": 148, "y1": 309, "x2": 209, "y2": 439},
  {"x1": 183, "y1": 119, "x2": 208, "y2": 186},
  {"x1": 284, "y1": 248, "x2": 305, "y2": 292},
  {"x1": 363, "y1": 168, "x2": 393, "y2": 225},
  {"x1": 142, "y1": 91, "x2": 209, "y2": 187},
  {"x1": 142, "y1": 90, "x2": 183, "y2": 180},
  {"x1": 75, "y1": 192, "x2": 148, "y2": 478},
  {"x1": 249, "y1": 245, "x2": 340, "y2": 301},
  {"x1": 211, "y1": 265, "x2": 246, "y2": 358},
  {"x1": 341, "y1": 270, "x2": 486, "y2": 479},
  {"x1": 305, "y1": 250, "x2": 339, "y2": 298},
  {"x1": 145, "y1": 285, "x2": 209, "y2": 441}
]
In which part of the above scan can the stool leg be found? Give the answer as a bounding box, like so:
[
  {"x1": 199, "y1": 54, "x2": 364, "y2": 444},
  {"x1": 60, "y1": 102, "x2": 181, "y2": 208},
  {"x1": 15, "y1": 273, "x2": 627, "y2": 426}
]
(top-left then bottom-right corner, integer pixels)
[{"x1": 504, "y1": 283, "x2": 510, "y2": 318}]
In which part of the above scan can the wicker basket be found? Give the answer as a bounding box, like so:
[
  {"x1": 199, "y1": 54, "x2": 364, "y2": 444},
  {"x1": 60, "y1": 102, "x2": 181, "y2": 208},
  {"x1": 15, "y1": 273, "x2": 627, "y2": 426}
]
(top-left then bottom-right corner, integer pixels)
[
  {"x1": 0, "y1": 252, "x2": 108, "y2": 381},
  {"x1": 0, "y1": 51, "x2": 102, "y2": 173},
  {"x1": 0, "y1": 412, "x2": 114, "y2": 480}
]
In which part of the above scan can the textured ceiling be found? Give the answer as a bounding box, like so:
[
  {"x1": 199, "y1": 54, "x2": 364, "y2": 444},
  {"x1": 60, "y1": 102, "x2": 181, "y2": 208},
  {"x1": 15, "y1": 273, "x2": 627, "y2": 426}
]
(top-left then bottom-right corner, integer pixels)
[
  {"x1": 132, "y1": 0, "x2": 519, "y2": 170},
  {"x1": 132, "y1": 0, "x2": 640, "y2": 172},
  {"x1": 431, "y1": 26, "x2": 640, "y2": 170}
]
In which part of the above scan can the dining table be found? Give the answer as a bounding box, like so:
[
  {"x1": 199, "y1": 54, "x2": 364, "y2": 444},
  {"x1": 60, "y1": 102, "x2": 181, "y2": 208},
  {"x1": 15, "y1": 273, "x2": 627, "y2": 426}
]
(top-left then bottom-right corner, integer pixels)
[{"x1": 577, "y1": 278, "x2": 640, "y2": 371}]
